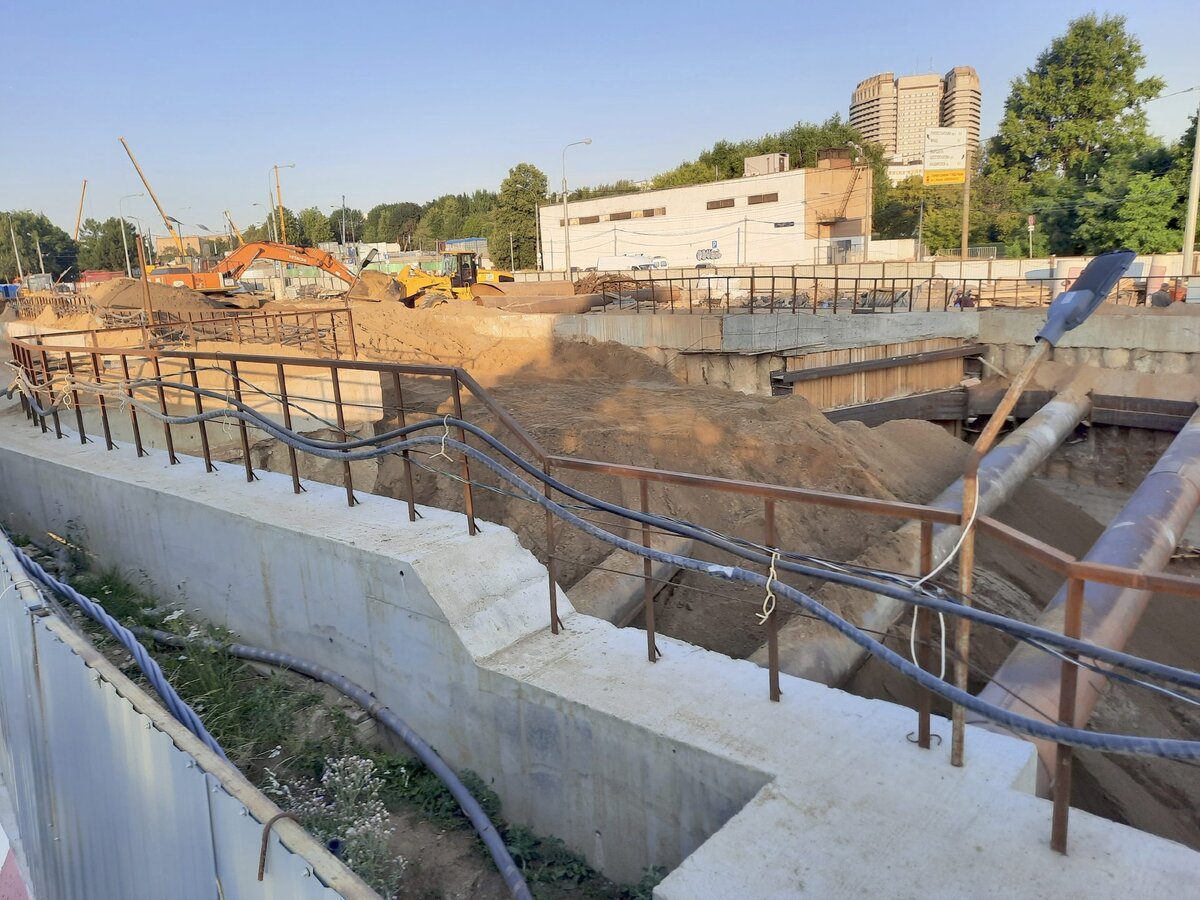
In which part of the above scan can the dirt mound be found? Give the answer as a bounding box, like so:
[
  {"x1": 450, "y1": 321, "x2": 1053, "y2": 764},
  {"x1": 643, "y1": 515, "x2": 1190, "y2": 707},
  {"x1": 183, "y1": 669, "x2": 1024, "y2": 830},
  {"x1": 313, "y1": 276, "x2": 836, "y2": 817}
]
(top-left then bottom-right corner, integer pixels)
[
  {"x1": 346, "y1": 270, "x2": 406, "y2": 303},
  {"x1": 86, "y1": 278, "x2": 221, "y2": 314},
  {"x1": 573, "y1": 273, "x2": 637, "y2": 295}
]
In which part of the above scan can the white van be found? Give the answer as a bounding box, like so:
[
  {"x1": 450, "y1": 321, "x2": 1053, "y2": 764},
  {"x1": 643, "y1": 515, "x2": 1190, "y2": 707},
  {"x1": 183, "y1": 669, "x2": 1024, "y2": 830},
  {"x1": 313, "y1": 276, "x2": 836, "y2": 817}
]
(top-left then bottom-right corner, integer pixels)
[{"x1": 593, "y1": 254, "x2": 668, "y2": 272}]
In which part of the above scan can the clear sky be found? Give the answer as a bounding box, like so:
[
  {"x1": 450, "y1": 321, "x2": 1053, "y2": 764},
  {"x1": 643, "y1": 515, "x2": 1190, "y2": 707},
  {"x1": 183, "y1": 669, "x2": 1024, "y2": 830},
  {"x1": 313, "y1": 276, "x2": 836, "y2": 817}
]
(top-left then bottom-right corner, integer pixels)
[{"x1": 1, "y1": 0, "x2": 1196, "y2": 237}]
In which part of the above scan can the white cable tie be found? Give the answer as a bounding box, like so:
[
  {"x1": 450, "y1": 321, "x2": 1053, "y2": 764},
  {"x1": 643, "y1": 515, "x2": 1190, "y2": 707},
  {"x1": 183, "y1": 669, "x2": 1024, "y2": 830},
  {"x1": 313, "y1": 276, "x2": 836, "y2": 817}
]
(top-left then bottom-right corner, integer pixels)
[
  {"x1": 756, "y1": 549, "x2": 781, "y2": 625},
  {"x1": 430, "y1": 414, "x2": 454, "y2": 462}
]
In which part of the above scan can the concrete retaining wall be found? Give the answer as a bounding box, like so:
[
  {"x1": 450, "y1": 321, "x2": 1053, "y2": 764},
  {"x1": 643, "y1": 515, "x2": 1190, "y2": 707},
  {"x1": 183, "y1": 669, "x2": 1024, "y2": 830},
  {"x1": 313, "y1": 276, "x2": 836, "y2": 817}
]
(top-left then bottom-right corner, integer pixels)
[{"x1": 1, "y1": 405, "x2": 1197, "y2": 895}]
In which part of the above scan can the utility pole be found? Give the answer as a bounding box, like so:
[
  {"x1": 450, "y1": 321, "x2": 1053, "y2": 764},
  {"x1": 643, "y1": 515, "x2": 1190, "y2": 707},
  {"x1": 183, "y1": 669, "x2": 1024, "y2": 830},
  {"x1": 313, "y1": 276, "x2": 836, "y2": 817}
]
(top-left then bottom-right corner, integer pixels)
[
  {"x1": 960, "y1": 146, "x2": 972, "y2": 260},
  {"x1": 509, "y1": 231, "x2": 515, "y2": 270},
  {"x1": 32, "y1": 234, "x2": 45, "y2": 274},
  {"x1": 341, "y1": 194, "x2": 347, "y2": 246},
  {"x1": 561, "y1": 138, "x2": 592, "y2": 277},
  {"x1": 8, "y1": 217, "x2": 24, "y2": 280},
  {"x1": 534, "y1": 205, "x2": 542, "y2": 270},
  {"x1": 916, "y1": 198, "x2": 925, "y2": 261},
  {"x1": 74, "y1": 179, "x2": 88, "y2": 242},
  {"x1": 1182, "y1": 99, "x2": 1200, "y2": 278},
  {"x1": 275, "y1": 166, "x2": 287, "y2": 244}
]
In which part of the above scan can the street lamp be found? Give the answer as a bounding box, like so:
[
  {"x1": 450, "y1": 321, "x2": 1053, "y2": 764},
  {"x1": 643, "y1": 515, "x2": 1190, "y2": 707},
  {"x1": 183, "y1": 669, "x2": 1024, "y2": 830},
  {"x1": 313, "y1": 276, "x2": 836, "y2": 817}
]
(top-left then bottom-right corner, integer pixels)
[
  {"x1": 561, "y1": 138, "x2": 592, "y2": 276},
  {"x1": 120, "y1": 192, "x2": 145, "y2": 277},
  {"x1": 272, "y1": 164, "x2": 296, "y2": 244}
]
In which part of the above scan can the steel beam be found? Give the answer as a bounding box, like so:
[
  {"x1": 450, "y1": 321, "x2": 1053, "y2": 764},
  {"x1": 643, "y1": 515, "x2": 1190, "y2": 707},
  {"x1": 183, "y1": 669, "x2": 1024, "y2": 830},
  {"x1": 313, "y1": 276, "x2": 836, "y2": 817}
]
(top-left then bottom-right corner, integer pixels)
[{"x1": 975, "y1": 407, "x2": 1200, "y2": 790}]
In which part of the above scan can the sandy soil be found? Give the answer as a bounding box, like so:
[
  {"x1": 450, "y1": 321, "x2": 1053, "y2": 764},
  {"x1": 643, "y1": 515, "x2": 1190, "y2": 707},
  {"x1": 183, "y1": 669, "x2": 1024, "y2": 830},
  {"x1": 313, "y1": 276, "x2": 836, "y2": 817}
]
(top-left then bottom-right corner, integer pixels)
[{"x1": 85, "y1": 277, "x2": 225, "y2": 314}]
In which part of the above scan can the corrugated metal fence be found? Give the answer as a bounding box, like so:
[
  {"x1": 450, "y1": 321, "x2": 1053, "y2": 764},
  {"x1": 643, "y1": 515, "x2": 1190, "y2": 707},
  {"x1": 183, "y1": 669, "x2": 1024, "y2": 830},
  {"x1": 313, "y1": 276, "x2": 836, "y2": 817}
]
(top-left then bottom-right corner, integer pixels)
[{"x1": 0, "y1": 539, "x2": 376, "y2": 900}]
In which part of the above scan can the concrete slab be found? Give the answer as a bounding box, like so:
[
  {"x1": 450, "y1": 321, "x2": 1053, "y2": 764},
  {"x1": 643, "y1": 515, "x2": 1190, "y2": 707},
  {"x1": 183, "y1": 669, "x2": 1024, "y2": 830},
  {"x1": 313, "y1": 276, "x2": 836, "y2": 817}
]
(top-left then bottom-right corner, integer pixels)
[{"x1": 0, "y1": 404, "x2": 1196, "y2": 895}]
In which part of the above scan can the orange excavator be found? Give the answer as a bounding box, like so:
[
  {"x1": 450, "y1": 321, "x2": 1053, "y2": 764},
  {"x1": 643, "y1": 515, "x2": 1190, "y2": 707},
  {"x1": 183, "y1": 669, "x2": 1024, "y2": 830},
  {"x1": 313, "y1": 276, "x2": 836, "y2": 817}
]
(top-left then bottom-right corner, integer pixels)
[{"x1": 146, "y1": 241, "x2": 363, "y2": 294}]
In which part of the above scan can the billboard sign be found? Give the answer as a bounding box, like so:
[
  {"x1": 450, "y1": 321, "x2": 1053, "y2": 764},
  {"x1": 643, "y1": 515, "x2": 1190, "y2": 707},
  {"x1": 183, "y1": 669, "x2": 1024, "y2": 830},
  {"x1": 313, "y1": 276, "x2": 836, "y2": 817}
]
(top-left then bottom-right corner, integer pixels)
[{"x1": 923, "y1": 128, "x2": 967, "y2": 185}]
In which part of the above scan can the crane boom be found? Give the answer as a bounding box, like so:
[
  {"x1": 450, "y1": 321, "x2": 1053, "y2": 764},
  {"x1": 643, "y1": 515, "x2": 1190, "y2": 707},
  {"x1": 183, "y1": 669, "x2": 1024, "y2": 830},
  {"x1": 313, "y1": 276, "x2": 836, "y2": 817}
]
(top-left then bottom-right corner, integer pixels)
[
  {"x1": 224, "y1": 210, "x2": 245, "y2": 246},
  {"x1": 118, "y1": 136, "x2": 185, "y2": 255},
  {"x1": 74, "y1": 179, "x2": 87, "y2": 241}
]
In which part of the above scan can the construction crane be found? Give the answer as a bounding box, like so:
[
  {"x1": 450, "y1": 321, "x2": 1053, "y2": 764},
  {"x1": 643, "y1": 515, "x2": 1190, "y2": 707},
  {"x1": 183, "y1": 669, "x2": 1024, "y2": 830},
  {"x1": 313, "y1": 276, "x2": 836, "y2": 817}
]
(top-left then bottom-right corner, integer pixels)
[
  {"x1": 118, "y1": 136, "x2": 186, "y2": 256},
  {"x1": 74, "y1": 179, "x2": 87, "y2": 241},
  {"x1": 223, "y1": 211, "x2": 245, "y2": 247}
]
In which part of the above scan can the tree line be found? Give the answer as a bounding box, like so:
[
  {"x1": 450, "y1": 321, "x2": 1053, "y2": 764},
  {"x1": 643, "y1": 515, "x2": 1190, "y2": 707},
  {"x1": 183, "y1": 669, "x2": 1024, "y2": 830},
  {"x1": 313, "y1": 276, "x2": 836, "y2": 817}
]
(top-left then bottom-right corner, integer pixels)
[{"x1": 4, "y1": 14, "x2": 1189, "y2": 283}]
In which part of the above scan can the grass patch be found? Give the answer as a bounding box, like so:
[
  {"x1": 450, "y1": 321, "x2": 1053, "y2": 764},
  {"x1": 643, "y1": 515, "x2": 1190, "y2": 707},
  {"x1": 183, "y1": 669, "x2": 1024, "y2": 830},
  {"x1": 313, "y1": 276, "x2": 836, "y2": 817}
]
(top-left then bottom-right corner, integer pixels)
[{"x1": 51, "y1": 560, "x2": 669, "y2": 898}]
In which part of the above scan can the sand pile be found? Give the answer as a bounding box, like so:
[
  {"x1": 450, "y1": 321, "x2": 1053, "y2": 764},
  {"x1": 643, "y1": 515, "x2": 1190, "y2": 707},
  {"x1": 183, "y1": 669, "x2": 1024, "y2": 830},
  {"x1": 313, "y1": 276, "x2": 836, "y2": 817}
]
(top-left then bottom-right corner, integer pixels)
[
  {"x1": 370, "y1": 338, "x2": 970, "y2": 621},
  {"x1": 86, "y1": 278, "x2": 220, "y2": 314},
  {"x1": 346, "y1": 270, "x2": 406, "y2": 304}
]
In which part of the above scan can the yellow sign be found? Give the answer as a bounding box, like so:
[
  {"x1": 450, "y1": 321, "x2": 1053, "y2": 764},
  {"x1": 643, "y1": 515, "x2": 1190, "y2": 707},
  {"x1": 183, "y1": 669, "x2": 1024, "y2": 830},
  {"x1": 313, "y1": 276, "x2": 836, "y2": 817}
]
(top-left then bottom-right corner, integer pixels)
[{"x1": 924, "y1": 169, "x2": 966, "y2": 185}]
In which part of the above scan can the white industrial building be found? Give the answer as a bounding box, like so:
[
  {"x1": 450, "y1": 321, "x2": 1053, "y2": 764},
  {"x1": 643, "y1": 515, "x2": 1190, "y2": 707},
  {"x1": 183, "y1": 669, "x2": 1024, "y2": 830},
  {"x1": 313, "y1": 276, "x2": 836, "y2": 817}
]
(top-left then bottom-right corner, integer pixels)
[{"x1": 538, "y1": 152, "x2": 871, "y2": 270}]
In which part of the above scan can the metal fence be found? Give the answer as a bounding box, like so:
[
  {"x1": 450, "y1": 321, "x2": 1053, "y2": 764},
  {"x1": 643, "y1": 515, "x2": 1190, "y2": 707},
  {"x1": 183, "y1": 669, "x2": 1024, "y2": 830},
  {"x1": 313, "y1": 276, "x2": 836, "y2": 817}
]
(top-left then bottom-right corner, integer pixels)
[
  {"x1": 8, "y1": 327, "x2": 1200, "y2": 856},
  {"x1": 0, "y1": 537, "x2": 375, "y2": 900},
  {"x1": 22, "y1": 306, "x2": 358, "y2": 360},
  {"x1": 583, "y1": 273, "x2": 1197, "y2": 315}
]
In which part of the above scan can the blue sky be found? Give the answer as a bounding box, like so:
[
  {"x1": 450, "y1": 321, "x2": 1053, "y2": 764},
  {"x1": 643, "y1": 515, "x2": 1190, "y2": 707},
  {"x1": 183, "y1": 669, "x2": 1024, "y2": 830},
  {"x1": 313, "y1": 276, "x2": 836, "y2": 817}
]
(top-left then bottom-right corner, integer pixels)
[{"x1": 2, "y1": 0, "x2": 1196, "y2": 237}]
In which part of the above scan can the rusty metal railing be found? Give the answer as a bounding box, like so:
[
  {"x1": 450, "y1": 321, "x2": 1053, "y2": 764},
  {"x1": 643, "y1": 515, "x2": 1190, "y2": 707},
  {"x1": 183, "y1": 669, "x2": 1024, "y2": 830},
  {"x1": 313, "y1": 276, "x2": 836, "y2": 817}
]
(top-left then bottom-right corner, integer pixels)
[
  {"x1": 15, "y1": 306, "x2": 358, "y2": 360},
  {"x1": 583, "y1": 274, "x2": 1191, "y2": 315},
  {"x1": 6, "y1": 330, "x2": 1199, "y2": 855}
]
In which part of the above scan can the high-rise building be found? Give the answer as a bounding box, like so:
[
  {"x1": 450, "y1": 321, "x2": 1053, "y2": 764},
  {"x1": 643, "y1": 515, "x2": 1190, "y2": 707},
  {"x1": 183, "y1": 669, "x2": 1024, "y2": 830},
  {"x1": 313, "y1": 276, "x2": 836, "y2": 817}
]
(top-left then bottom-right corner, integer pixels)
[
  {"x1": 941, "y1": 65, "x2": 982, "y2": 153},
  {"x1": 849, "y1": 66, "x2": 981, "y2": 168},
  {"x1": 895, "y1": 74, "x2": 944, "y2": 162},
  {"x1": 849, "y1": 73, "x2": 898, "y2": 156}
]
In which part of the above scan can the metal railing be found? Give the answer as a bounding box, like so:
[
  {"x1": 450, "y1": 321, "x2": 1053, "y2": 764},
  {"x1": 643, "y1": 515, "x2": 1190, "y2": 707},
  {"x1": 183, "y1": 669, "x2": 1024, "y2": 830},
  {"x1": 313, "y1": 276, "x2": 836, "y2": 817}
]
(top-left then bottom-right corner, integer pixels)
[
  {"x1": 11, "y1": 292, "x2": 92, "y2": 319},
  {"x1": 17, "y1": 306, "x2": 358, "y2": 359},
  {"x1": 7, "y1": 328, "x2": 1199, "y2": 856},
  {"x1": 581, "y1": 274, "x2": 1194, "y2": 314}
]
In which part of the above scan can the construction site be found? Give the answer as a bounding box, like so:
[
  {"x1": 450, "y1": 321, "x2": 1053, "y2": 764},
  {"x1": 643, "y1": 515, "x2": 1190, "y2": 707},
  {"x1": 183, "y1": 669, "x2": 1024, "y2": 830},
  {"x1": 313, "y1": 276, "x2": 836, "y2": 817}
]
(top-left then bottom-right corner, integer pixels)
[{"x1": 0, "y1": 216, "x2": 1198, "y2": 898}]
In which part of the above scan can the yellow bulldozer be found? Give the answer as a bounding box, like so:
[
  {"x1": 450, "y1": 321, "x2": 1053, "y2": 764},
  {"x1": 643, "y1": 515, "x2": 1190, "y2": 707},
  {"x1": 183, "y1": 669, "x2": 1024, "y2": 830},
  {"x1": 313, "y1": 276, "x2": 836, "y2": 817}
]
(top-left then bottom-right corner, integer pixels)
[{"x1": 392, "y1": 251, "x2": 514, "y2": 306}]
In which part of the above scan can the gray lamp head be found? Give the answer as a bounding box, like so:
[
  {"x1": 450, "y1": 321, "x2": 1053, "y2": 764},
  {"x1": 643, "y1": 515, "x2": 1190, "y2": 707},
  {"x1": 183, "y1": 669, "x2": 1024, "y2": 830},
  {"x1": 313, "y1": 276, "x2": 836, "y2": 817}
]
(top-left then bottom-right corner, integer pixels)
[
  {"x1": 1036, "y1": 248, "x2": 1135, "y2": 346},
  {"x1": 358, "y1": 248, "x2": 379, "y2": 272}
]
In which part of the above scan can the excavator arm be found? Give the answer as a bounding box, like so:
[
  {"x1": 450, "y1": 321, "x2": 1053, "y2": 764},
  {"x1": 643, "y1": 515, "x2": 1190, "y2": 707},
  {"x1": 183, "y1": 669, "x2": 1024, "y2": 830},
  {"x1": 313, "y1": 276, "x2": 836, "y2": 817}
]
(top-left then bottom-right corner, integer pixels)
[{"x1": 215, "y1": 241, "x2": 357, "y2": 284}]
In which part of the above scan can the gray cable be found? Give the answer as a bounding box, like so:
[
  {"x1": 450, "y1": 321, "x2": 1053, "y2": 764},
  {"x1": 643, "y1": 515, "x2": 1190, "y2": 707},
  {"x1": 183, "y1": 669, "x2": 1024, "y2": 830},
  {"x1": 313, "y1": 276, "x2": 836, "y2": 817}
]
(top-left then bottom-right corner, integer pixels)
[{"x1": 130, "y1": 626, "x2": 532, "y2": 900}]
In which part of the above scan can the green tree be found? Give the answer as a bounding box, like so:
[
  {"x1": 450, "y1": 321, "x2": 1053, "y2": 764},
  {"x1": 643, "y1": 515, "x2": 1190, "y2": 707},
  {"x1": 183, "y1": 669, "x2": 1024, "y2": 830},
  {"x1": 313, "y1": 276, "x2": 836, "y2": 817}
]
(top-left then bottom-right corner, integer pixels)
[
  {"x1": 1076, "y1": 170, "x2": 1180, "y2": 253},
  {"x1": 1, "y1": 211, "x2": 77, "y2": 281},
  {"x1": 363, "y1": 202, "x2": 422, "y2": 244},
  {"x1": 989, "y1": 14, "x2": 1163, "y2": 183},
  {"x1": 649, "y1": 117, "x2": 888, "y2": 209},
  {"x1": 327, "y1": 208, "x2": 366, "y2": 243},
  {"x1": 491, "y1": 162, "x2": 547, "y2": 269},
  {"x1": 298, "y1": 206, "x2": 333, "y2": 246}
]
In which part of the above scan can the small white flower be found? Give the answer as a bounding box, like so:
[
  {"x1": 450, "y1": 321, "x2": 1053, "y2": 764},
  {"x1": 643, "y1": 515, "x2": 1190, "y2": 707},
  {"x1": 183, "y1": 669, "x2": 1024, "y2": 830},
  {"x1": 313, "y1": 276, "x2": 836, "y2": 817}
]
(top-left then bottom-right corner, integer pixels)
[{"x1": 163, "y1": 609, "x2": 185, "y2": 623}]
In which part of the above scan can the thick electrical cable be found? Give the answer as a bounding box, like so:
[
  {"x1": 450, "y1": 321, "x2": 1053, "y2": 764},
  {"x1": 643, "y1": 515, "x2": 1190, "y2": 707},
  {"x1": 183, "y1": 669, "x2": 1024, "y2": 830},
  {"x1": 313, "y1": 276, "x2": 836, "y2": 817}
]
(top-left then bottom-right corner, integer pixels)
[
  {"x1": 12, "y1": 375, "x2": 1200, "y2": 756},
  {"x1": 130, "y1": 626, "x2": 531, "y2": 900},
  {"x1": 5, "y1": 529, "x2": 229, "y2": 761},
  {"x1": 13, "y1": 373, "x2": 1200, "y2": 695}
]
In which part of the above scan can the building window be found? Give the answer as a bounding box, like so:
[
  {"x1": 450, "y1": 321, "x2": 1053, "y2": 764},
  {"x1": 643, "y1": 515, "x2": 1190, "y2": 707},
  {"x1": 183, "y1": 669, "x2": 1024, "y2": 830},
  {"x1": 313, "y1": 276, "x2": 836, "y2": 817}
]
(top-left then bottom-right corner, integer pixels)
[
  {"x1": 747, "y1": 193, "x2": 778, "y2": 205},
  {"x1": 573, "y1": 215, "x2": 600, "y2": 225},
  {"x1": 607, "y1": 211, "x2": 632, "y2": 221},
  {"x1": 706, "y1": 198, "x2": 735, "y2": 210}
]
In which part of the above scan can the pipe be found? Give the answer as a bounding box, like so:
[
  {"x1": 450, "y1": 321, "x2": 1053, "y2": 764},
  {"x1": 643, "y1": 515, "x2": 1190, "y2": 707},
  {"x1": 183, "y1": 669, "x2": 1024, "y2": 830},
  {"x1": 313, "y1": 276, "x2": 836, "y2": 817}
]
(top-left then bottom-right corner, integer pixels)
[
  {"x1": 132, "y1": 627, "x2": 533, "y2": 900},
  {"x1": 751, "y1": 386, "x2": 1093, "y2": 686},
  {"x1": 976, "y1": 407, "x2": 1200, "y2": 788}
]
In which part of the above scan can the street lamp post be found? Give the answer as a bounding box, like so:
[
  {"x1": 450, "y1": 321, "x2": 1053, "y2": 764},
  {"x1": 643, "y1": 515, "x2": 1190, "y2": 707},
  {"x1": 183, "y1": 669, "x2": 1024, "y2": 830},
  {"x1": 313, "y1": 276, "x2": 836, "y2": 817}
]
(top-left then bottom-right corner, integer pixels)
[
  {"x1": 561, "y1": 138, "x2": 592, "y2": 276},
  {"x1": 272, "y1": 164, "x2": 296, "y2": 244},
  {"x1": 120, "y1": 193, "x2": 146, "y2": 277}
]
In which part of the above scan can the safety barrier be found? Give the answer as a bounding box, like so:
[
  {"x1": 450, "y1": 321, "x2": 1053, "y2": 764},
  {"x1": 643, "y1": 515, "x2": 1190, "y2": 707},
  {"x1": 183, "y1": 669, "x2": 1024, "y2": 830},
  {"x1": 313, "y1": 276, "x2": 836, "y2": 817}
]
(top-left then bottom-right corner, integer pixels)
[
  {"x1": 0, "y1": 535, "x2": 374, "y2": 899},
  {"x1": 17, "y1": 306, "x2": 357, "y2": 359},
  {"x1": 583, "y1": 273, "x2": 1196, "y2": 314},
  {"x1": 7, "y1": 330, "x2": 1199, "y2": 855}
]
